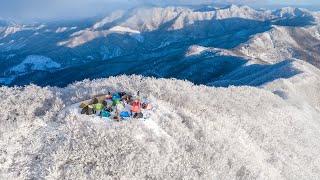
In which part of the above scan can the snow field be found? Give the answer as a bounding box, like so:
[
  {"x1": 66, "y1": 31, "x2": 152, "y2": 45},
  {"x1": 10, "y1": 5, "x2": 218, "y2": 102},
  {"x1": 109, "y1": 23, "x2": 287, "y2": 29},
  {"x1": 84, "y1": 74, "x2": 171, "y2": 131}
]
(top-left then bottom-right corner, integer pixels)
[{"x1": 1, "y1": 75, "x2": 320, "y2": 179}]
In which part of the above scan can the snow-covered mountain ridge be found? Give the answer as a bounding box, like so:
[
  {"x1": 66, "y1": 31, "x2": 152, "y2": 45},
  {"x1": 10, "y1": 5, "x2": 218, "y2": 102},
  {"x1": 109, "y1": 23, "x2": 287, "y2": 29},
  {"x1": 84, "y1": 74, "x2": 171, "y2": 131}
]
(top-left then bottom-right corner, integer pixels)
[
  {"x1": 0, "y1": 4, "x2": 319, "y2": 87},
  {"x1": 53, "y1": 5, "x2": 298, "y2": 48},
  {"x1": 2, "y1": 5, "x2": 320, "y2": 179}
]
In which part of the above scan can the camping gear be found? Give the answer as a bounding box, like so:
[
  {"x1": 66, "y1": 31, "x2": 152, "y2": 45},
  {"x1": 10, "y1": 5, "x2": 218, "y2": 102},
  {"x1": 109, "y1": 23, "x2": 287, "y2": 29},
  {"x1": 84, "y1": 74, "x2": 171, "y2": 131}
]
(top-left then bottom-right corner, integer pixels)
[
  {"x1": 105, "y1": 92, "x2": 112, "y2": 100},
  {"x1": 93, "y1": 94, "x2": 109, "y2": 101},
  {"x1": 102, "y1": 100, "x2": 108, "y2": 107},
  {"x1": 124, "y1": 104, "x2": 132, "y2": 112},
  {"x1": 101, "y1": 110, "x2": 111, "y2": 118},
  {"x1": 94, "y1": 103, "x2": 104, "y2": 111},
  {"x1": 112, "y1": 93, "x2": 121, "y2": 101},
  {"x1": 122, "y1": 94, "x2": 131, "y2": 103},
  {"x1": 113, "y1": 114, "x2": 120, "y2": 121},
  {"x1": 120, "y1": 111, "x2": 130, "y2": 118},
  {"x1": 116, "y1": 102, "x2": 125, "y2": 112},
  {"x1": 119, "y1": 92, "x2": 126, "y2": 97},
  {"x1": 80, "y1": 102, "x2": 89, "y2": 109},
  {"x1": 131, "y1": 100, "x2": 141, "y2": 113},
  {"x1": 112, "y1": 99, "x2": 121, "y2": 106},
  {"x1": 133, "y1": 91, "x2": 141, "y2": 101},
  {"x1": 92, "y1": 98, "x2": 99, "y2": 104},
  {"x1": 87, "y1": 105, "x2": 95, "y2": 115},
  {"x1": 104, "y1": 99, "x2": 113, "y2": 108},
  {"x1": 133, "y1": 112, "x2": 143, "y2": 119},
  {"x1": 79, "y1": 91, "x2": 153, "y2": 121},
  {"x1": 79, "y1": 94, "x2": 109, "y2": 112},
  {"x1": 81, "y1": 106, "x2": 88, "y2": 114},
  {"x1": 94, "y1": 103, "x2": 104, "y2": 115},
  {"x1": 80, "y1": 101, "x2": 96, "y2": 115},
  {"x1": 142, "y1": 103, "x2": 153, "y2": 110},
  {"x1": 104, "y1": 106, "x2": 113, "y2": 112}
]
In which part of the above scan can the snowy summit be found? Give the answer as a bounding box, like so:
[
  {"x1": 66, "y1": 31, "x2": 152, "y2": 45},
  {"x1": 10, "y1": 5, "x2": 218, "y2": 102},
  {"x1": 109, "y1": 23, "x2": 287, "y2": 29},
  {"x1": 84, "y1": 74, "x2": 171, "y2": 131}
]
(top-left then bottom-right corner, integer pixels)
[{"x1": 1, "y1": 3, "x2": 320, "y2": 180}]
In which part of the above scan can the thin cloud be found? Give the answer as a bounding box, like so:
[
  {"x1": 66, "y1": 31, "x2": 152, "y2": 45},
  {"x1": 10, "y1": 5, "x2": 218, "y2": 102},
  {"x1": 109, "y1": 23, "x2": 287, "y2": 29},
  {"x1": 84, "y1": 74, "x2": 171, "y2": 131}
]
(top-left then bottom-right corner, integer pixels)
[{"x1": 0, "y1": 0, "x2": 317, "y2": 22}]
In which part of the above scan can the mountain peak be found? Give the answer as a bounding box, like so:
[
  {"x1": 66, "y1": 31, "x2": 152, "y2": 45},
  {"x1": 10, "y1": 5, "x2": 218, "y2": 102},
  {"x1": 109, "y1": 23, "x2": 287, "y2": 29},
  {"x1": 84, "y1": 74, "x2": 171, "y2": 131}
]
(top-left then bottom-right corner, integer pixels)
[
  {"x1": 227, "y1": 4, "x2": 239, "y2": 9},
  {"x1": 273, "y1": 7, "x2": 312, "y2": 18},
  {"x1": 222, "y1": 4, "x2": 252, "y2": 10}
]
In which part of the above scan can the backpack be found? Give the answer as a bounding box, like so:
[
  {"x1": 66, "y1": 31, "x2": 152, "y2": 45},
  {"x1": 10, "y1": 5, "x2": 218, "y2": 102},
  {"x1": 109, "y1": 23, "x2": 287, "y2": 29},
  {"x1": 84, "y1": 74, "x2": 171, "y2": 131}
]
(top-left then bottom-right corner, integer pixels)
[
  {"x1": 87, "y1": 105, "x2": 95, "y2": 115},
  {"x1": 133, "y1": 112, "x2": 143, "y2": 119},
  {"x1": 119, "y1": 92, "x2": 126, "y2": 97},
  {"x1": 81, "y1": 106, "x2": 88, "y2": 114}
]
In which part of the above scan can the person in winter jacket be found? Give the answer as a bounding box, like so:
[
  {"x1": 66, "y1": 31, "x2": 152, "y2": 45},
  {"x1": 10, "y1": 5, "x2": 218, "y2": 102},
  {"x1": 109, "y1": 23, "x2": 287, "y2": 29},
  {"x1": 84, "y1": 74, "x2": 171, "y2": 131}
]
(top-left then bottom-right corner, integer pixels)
[
  {"x1": 142, "y1": 102, "x2": 153, "y2": 110},
  {"x1": 105, "y1": 91, "x2": 112, "y2": 100},
  {"x1": 122, "y1": 94, "x2": 132, "y2": 104},
  {"x1": 131, "y1": 99, "x2": 141, "y2": 113}
]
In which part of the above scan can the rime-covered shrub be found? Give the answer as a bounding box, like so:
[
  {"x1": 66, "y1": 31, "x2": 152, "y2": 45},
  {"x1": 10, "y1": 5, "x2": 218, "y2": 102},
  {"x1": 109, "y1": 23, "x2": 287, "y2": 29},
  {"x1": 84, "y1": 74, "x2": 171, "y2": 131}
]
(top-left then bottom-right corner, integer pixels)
[{"x1": 1, "y1": 75, "x2": 320, "y2": 179}]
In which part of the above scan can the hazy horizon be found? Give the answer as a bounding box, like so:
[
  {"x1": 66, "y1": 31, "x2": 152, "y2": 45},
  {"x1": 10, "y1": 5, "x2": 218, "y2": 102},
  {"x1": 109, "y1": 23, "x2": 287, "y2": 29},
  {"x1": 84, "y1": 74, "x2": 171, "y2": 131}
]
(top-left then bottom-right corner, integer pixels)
[{"x1": 1, "y1": 0, "x2": 319, "y2": 23}]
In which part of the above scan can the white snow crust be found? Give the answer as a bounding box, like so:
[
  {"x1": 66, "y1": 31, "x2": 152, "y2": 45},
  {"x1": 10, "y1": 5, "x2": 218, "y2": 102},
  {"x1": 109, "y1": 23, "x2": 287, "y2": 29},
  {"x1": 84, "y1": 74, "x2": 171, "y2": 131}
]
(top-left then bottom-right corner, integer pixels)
[
  {"x1": 55, "y1": 27, "x2": 68, "y2": 33},
  {"x1": 1, "y1": 4, "x2": 320, "y2": 179},
  {"x1": 10, "y1": 55, "x2": 61, "y2": 73},
  {"x1": 1, "y1": 72, "x2": 320, "y2": 179}
]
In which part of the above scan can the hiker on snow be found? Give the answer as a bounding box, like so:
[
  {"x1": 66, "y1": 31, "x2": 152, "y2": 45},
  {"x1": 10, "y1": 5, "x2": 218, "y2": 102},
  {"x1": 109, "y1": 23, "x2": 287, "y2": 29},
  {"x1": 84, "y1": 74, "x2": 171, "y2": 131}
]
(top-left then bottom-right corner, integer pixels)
[{"x1": 131, "y1": 91, "x2": 143, "y2": 118}]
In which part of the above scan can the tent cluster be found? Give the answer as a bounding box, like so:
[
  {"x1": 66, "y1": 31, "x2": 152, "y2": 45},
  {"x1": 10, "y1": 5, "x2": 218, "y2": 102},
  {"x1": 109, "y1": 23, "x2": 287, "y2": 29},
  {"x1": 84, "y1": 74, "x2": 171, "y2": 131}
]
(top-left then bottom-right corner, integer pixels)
[{"x1": 79, "y1": 91, "x2": 153, "y2": 121}]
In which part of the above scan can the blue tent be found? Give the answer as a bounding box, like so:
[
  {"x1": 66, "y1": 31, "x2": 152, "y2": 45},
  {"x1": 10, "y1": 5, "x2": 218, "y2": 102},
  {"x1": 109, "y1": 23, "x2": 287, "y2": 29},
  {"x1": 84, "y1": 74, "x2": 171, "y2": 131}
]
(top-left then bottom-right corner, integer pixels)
[
  {"x1": 101, "y1": 110, "x2": 111, "y2": 118},
  {"x1": 120, "y1": 111, "x2": 130, "y2": 118}
]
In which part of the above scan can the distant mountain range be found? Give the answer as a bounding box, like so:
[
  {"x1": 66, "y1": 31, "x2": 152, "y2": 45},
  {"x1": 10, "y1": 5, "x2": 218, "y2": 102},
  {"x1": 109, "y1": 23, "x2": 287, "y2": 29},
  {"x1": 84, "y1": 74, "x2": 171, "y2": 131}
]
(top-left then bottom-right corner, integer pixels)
[
  {"x1": 0, "y1": 5, "x2": 319, "y2": 87},
  {"x1": 2, "y1": 5, "x2": 320, "y2": 179}
]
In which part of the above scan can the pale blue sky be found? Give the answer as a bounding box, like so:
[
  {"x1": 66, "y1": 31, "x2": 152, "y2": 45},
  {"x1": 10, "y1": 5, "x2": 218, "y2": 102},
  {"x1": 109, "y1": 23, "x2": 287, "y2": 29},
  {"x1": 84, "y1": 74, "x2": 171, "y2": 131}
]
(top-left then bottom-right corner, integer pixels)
[
  {"x1": 268, "y1": 0, "x2": 318, "y2": 5},
  {"x1": 1, "y1": 0, "x2": 319, "y2": 22}
]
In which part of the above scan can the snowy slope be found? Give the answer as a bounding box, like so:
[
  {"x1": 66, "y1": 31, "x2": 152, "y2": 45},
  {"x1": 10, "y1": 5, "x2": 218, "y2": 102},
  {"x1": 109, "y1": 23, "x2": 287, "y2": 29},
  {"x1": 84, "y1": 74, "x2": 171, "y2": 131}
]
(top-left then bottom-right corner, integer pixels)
[
  {"x1": 272, "y1": 7, "x2": 313, "y2": 18},
  {"x1": 1, "y1": 4, "x2": 320, "y2": 179},
  {"x1": 0, "y1": 26, "x2": 24, "y2": 38},
  {"x1": 1, "y1": 73, "x2": 320, "y2": 179},
  {"x1": 185, "y1": 45, "x2": 209, "y2": 56},
  {"x1": 235, "y1": 25, "x2": 320, "y2": 67},
  {"x1": 10, "y1": 55, "x2": 61, "y2": 73},
  {"x1": 56, "y1": 5, "x2": 273, "y2": 48},
  {"x1": 215, "y1": 5, "x2": 273, "y2": 20},
  {"x1": 56, "y1": 5, "x2": 307, "y2": 49}
]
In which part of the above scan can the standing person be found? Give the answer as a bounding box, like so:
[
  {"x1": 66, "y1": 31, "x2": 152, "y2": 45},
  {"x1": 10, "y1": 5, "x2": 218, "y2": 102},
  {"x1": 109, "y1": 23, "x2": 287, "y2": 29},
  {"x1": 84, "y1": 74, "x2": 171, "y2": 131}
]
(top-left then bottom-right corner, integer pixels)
[
  {"x1": 113, "y1": 109, "x2": 120, "y2": 121},
  {"x1": 136, "y1": 91, "x2": 141, "y2": 101},
  {"x1": 113, "y1": 99, "x2": 125, "y2": 121},
  {"x1": 131, "y1": 91, "x2": 143, "y2": 118},
  {"x1": 122, "y1": 94, "x2": 132, "y2": 104},
  {"x1": 131, "y1": 99, "x2": 141, "y2": 114},
  {"x1": 105, "y1": 91, "x2": 112, "y2": 100}
]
